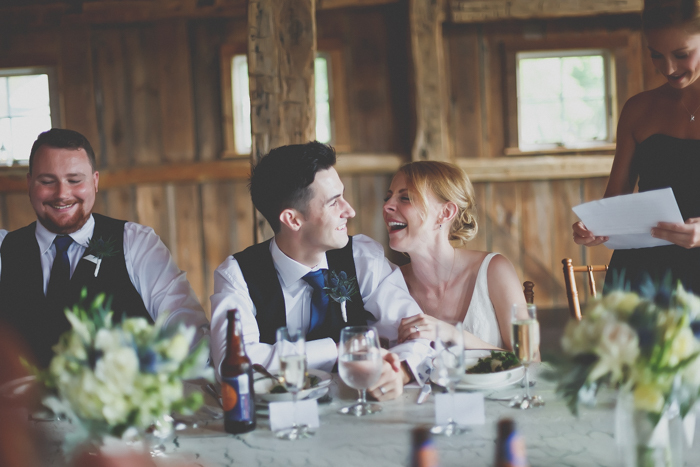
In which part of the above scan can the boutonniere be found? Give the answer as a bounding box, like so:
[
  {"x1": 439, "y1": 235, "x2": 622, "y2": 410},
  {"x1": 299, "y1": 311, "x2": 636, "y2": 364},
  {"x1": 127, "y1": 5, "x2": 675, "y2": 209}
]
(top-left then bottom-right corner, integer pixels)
[
  {"x1": 83, "y1": 236, "x2": 119, "y2": 277},
  {"x1": 324, "y1": 270, "x2": 359, "y2": 322}
]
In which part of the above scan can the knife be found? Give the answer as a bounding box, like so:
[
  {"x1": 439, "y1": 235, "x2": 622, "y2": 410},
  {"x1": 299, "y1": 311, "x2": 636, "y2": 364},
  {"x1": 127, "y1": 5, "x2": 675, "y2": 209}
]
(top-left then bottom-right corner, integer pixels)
[{"x1": 416, "y1": 383, "x2": 431, "y2": 404}]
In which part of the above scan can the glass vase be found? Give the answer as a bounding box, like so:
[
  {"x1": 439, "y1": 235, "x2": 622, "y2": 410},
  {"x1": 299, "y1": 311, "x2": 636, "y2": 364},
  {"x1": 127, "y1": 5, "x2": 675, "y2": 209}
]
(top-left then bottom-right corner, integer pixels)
[{"x1": 615, "y1": 391, "x2": 685, "y2": 467}]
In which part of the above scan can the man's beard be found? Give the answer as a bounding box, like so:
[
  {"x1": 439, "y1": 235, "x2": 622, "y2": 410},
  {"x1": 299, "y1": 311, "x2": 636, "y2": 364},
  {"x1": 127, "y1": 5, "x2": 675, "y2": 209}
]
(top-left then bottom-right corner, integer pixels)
[{"x1": 38, "y1": 203, "x2": 91, "y2": 234}]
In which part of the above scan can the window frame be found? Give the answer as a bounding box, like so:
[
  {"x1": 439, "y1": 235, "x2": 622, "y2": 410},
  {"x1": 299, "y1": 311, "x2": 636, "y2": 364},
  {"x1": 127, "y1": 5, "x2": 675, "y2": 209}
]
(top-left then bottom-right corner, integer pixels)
[
  {"x1": 500, "y1": 33, "x2": 630, "y2": 157},
  {"x1": 0, "y1": 66, "x2": 60, "y2": 166},
  {"x1": 515, "y1": 48, "x2": 614, "y2": 152},
  {"x1": 220, "y1": 40, "x2": 350, "y2": 158}
]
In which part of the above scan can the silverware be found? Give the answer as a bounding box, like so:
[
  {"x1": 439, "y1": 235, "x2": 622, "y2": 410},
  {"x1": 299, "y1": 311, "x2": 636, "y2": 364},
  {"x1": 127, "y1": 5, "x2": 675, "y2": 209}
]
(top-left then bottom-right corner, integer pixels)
[
  {"x1": 416, "y1": 383, "x2": 431, "y2": 404},
  {"x1": 252, "y1": 363, "x2": 283, "y2": 384}
]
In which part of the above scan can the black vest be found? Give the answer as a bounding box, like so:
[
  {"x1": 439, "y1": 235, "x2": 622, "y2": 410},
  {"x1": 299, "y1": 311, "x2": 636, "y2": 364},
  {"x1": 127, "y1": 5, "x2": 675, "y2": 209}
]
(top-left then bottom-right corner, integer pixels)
[
  {"x1": 0, "y1": 214, "x2": 150, "y2": 366},
  {"x1": 234, "y1": 236, "x2": 372, "y2": 344}
]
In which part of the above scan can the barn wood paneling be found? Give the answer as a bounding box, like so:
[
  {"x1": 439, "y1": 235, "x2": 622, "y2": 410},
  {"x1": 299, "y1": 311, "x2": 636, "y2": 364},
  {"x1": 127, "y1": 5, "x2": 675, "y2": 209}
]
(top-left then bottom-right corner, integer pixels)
[{"x1": 0, "y1": 7, "x2": 650, "y2": 313}]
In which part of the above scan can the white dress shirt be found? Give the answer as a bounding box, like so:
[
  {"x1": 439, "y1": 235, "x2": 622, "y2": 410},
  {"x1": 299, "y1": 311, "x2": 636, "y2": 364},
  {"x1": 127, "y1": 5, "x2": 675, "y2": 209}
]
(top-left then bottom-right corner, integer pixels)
[
  {"x1": 210, "y1": 234, "x2": 432, "y2": 384},
  {"x1": 0, "y1": 216, "x2": 209, "y2": 345}
]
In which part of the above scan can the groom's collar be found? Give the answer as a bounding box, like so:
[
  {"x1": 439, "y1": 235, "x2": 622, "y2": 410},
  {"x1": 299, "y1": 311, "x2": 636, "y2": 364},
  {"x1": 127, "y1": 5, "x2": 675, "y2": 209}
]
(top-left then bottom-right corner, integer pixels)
[{"x1": 270, "y1": 237, "x2": 328, "y2": 288}]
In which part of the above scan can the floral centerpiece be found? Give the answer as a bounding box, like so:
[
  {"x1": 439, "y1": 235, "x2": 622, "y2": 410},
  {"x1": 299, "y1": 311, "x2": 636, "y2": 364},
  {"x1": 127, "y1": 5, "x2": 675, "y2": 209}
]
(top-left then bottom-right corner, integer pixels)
[
  {"x1": 550, "y1": 282, "x2": 700, "y2": 466},
  {"x1": 36, "y1": 292, "x2": 212, "y2": 455}
]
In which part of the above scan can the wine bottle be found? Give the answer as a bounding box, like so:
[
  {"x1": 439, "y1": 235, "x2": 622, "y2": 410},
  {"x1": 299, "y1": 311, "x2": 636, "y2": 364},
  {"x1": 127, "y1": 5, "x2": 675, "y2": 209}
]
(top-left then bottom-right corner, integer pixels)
[
  {"x1": 221, "y1": 309, "x2": 256, "y2": 434},
  {"x1": 494, "y1": 418, "x2": 528, "y2": 467}
]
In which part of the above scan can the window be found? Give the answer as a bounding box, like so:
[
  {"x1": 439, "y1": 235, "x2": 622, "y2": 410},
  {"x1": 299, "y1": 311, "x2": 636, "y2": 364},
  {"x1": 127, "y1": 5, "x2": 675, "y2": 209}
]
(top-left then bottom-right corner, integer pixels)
[
  {"x1": 0, "y1": 67, "x2": 57, "y2": 166},
  {"x1": 516, "y1": 50, "x2": 612, "y2": 151},
  {"x1": 230, "y1": 54, "x2": 333, "y2": 155},
  {"x1": 231, "y1": 55, "x2": 252, "y2": 156}
]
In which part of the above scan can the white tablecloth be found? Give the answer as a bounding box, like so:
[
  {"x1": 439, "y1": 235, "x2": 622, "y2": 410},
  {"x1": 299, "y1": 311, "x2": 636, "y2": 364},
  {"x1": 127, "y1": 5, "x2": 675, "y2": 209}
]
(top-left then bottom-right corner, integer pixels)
[{"x1": 32, "y1": 372, "x2": 700, "y2": 467}]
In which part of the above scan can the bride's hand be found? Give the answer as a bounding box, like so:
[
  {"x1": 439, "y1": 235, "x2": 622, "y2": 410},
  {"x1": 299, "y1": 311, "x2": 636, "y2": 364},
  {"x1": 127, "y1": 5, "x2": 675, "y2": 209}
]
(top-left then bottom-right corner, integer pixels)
[
  {"x1": 398, "y1": 314, "x2": 453, "y2": 343},
  {"x1": 652, "y1": 218, "x2": 700, "y2": 248}
]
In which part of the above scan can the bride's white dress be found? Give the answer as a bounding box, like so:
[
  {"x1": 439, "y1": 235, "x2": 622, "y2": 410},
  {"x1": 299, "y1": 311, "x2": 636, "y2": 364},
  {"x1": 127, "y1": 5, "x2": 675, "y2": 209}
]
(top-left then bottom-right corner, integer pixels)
[{"x1": 462, "y1": 253, "x2": 504, "y2": 348}]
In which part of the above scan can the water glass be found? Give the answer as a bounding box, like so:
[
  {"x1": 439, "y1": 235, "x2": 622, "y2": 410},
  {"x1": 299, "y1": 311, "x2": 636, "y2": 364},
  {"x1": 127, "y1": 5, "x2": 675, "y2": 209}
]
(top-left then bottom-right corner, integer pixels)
[
  {"x1": 275, "y1": 327, "x2": 313, "y2": 439},
  {"x1": 338, "y1": 326, "x2": 383, "y2": 416},
  {"x1": 431, "y1": 321, "x2": 466, "y2": 436}
]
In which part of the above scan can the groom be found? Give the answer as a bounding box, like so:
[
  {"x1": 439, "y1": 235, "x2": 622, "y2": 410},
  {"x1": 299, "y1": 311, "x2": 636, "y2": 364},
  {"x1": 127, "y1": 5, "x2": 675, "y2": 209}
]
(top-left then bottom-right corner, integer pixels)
[{"x1": 210, "y1": 142, "x2": 430, "y2": 400}]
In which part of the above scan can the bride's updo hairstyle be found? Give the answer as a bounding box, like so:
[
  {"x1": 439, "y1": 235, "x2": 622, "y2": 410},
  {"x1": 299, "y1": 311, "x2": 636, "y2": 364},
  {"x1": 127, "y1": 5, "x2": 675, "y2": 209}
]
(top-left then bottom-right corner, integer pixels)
[
  {"x1": 643, "y1": 0, "x2": 700, "y2": 31},
  {"x1": 397, "y1": 161, "x2": 478, "y2": 246}
]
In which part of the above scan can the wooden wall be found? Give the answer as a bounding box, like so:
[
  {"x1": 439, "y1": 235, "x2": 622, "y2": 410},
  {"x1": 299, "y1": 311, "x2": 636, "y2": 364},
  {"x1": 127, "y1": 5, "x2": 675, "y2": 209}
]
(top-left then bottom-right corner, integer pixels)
[
  {"x1": 441, "y1": 13, "x2": 665, "y2": 309},
  {"x1": 0, "y1": 1, "x2": 664, "y2": 314}
]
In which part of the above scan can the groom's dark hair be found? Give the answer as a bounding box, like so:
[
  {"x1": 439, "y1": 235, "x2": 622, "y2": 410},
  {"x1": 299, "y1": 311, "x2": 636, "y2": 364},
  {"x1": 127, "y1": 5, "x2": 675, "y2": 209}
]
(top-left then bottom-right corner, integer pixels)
[{"x1": 250, "y1": 141, "x2": 337, "y2": 233}]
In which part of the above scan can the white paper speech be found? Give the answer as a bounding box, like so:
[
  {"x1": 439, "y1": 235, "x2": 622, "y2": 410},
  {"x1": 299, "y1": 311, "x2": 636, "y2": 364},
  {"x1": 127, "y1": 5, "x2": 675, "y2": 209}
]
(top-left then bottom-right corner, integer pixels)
[
  {"x1": 269, "y1": 399, "x2": 320, "y2": 431},
  {"x1": 434, "y1": 392, "x2": 485, "y2": 426},
  {"x1": 572, "y1": 188, "x2": 684, "y2": 250}
]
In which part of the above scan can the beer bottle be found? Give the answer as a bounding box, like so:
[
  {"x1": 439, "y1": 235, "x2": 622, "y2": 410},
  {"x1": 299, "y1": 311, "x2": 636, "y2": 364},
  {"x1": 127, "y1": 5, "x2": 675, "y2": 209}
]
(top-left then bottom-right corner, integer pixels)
[
  {"x1": 221, "y1": 309, "x2": 256, "y2": 434},
  {"x1": 494, "y1": 418, "x2": 529, "y2": 467},
  {"x1": 410, "y1": 427, "x2": 439, "y2": 467}
]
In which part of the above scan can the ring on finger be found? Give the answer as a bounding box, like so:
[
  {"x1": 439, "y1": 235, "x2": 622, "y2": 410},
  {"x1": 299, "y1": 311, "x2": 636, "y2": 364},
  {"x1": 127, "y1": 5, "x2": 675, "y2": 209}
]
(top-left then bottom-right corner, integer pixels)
[
  {"x1": 414, "y1": 325, "x2": 419, "y2": 332},
  {"x1": 379, "y1": 386, "x2": 387, "y2": 395}
]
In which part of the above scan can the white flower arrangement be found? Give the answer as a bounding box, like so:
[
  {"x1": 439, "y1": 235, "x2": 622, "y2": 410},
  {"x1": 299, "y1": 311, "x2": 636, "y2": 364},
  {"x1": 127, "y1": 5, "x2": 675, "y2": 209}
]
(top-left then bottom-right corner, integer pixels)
[
  {"x1": 36, "y1": 291, "x2": 212, "y2": 454},
  {"x1": 551, "y1": 284, "x2": 700, "y2": 419}
]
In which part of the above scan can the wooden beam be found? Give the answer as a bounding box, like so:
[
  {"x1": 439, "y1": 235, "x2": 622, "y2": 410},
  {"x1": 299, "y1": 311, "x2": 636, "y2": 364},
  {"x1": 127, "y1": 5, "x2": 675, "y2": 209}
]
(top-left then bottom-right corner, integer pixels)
[
  {"x1": 0, "y1": 154, "x2": 613, "y2": 193},
  {"x1": 317, "y1": 0, "x2": 399, "y2": 9},
  {"x1": 457, "y1": 155, "x2": 614, "y2": 182},
  {"x1": 410, "y1": 0, "x2": 451, "y2": 161},
  {"x1": 63, "y1": 0, "x2": 248, "y2": 24},
  {"x1": 248, "y1": 0, "x2": 316, "y2": 242},
  {"x1": 450, "y1": 0, "x2": 643, "y2": 23}
]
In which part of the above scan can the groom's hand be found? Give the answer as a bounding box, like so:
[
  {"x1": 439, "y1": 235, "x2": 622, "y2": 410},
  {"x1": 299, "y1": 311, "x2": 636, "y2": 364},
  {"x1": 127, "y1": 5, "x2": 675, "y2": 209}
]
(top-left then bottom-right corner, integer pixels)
[{"x1": 367, "y1": 351, "x2": 409, "y2": 401}]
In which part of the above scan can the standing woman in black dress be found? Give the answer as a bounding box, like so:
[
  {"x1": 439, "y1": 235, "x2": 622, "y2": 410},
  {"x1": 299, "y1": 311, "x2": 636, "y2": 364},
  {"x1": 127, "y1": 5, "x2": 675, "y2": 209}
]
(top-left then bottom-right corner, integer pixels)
[{"x1": 573, "y1": 0, "x2": 700, "y2": 292}]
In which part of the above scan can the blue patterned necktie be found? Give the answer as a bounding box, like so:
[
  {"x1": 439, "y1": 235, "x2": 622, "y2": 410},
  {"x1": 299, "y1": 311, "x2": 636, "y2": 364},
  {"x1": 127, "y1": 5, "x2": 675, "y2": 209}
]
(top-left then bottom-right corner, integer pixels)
[
  {"x1": 302, "y1": 269, "x2": 330, "y2": 334},
  {"x1": 46, "y1": 235, "x2": 74, "y2": 301}
]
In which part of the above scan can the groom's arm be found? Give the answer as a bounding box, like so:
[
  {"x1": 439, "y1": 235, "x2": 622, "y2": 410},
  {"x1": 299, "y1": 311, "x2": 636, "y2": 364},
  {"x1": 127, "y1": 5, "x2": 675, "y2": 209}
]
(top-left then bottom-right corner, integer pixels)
[{"x1": 210, "y1": 256, "x2": 337, "y2": 381}]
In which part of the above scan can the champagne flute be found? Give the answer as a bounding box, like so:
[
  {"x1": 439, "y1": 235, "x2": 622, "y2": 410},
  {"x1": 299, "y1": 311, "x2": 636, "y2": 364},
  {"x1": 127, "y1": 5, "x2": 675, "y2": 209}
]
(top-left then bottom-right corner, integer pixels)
[
  {"x1": 275, "y1": 327, "x2": 313, "y2": 439},
  {"x1": 338, "y1": 326, "x2": 383, "y2": 416},
  {"x1": 430, "y1": 321, "x2": 466, "y2": 436},
  {"x1": 510, "y1": 303, "x2": 544, "y2": 409}
]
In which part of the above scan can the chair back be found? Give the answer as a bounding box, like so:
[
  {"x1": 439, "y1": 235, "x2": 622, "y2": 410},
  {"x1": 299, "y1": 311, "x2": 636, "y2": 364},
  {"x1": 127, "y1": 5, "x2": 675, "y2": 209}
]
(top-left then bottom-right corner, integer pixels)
[
  {"x1": 523, "y1": 281, "x2": 535, "y2": 304},
  {"x1": 561, "y1": 258, "x2": 608, "y2": 320}
]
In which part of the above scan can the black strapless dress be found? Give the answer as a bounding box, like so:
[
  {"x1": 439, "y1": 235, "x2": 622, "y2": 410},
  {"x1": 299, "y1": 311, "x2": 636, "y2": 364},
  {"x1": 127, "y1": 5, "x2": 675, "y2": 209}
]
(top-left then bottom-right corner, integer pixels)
[{"x1": 605, "y1": 134, "x2": 700, "y2": 293}]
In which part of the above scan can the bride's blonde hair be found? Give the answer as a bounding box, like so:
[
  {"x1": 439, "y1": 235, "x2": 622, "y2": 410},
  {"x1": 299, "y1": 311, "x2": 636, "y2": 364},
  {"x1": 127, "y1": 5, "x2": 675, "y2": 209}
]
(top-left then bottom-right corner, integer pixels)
[{"x1": 396, "y1": 161, "x2": 478, "y2": 246}]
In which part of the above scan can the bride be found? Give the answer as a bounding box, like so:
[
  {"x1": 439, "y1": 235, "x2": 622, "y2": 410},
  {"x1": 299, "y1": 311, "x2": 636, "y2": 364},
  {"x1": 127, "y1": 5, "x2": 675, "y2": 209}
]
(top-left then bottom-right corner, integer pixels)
[{"x1": 383, "y1": 161, "x2": 526, "y2": 350}]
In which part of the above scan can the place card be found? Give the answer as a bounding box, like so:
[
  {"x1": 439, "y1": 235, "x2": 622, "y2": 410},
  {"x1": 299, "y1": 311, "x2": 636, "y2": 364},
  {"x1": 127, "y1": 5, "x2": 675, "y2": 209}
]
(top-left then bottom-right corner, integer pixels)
[
  {"x1": 434, "y1": 392, "x2": 485, "y2": 426},
  {"x1": 269, "y1": 399, "x2": 320, "y2": 432}
]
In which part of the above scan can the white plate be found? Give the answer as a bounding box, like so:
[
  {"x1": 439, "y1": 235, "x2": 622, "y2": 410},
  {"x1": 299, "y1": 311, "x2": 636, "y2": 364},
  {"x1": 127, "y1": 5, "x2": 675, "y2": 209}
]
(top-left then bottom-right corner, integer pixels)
[
  {"x1": 463, "y1": 360, "x2": 524, "y2": 386},
  {"x1": 458, "y1": 365, "x2": 525, "y2": 390},
  {"x1": 0, "y1": 375, "x2": 36, "y2": 400},
  {"x1": 254, "y1": 369, "x2": 331, "y2": 403}
]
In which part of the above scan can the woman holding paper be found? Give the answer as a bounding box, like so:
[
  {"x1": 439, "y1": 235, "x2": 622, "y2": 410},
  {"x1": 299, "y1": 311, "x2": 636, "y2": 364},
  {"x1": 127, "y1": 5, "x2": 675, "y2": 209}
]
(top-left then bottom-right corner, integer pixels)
[{"x1": 573, "y1": 0, "x2": 700, "y2": 291}]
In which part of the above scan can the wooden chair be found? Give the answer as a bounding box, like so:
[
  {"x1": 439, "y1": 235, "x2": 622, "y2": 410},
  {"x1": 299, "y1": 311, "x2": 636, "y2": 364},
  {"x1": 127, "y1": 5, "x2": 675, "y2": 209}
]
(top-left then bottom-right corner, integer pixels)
[
  {"x1": 523, "y1": 281, "x2": 535, "y2": 304},
  {"x1": 561, "y1": 258, "x2": 608, "y2": 321}
]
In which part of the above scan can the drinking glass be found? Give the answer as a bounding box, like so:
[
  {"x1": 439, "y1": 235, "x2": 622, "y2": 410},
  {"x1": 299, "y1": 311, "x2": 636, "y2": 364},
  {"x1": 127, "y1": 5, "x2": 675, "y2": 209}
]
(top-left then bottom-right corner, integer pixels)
[
  {"x1": 275, "y1": 327, "x2": 313, "y2": 439},
  {"x1": 430, "y1": 321, "x2": 466, "y2": 436},
  {"x1": 510, "y1": 303, "x2": 544, "y2": 409},
  {"x1": 338, "y1": 326, "x2": 383, "y2": 416}
]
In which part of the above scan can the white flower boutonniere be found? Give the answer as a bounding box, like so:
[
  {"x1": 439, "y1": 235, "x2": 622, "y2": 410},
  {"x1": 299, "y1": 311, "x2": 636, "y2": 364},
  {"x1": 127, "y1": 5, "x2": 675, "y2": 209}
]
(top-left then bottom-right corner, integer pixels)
[
  {"x1": 83, "y1": 236, "x2": 119, "y2": 277},
  {"x1": 324, "y1": 270, "x2": 359, "y2": 322}
]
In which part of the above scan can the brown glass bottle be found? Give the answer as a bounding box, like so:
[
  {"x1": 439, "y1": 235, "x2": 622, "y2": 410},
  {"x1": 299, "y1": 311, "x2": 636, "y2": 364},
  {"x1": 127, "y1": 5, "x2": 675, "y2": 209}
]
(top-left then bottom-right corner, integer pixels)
[
  {"x1": 494, "y1": 419, "x2": 529, "y2": 467},
  {"x1": 410, "y1": 427, "x2": 439, "y2": 467},
  {"x1": 221, "y1": 309, "x2": 256, "y2": 434}
]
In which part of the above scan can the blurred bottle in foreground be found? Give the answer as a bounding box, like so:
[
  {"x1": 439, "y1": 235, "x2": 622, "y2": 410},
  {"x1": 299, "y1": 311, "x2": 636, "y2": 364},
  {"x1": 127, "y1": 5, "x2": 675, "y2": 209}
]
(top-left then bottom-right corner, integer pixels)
[
  {"x1": 495, "y1": 419, "x2": 529, "y2": 467},
  {"x1": 221, "y1": 309, "x2": 256, "y2": 434},
  {"x1": 411, "y1": 426, "x2": 439, "y2": 467}
]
